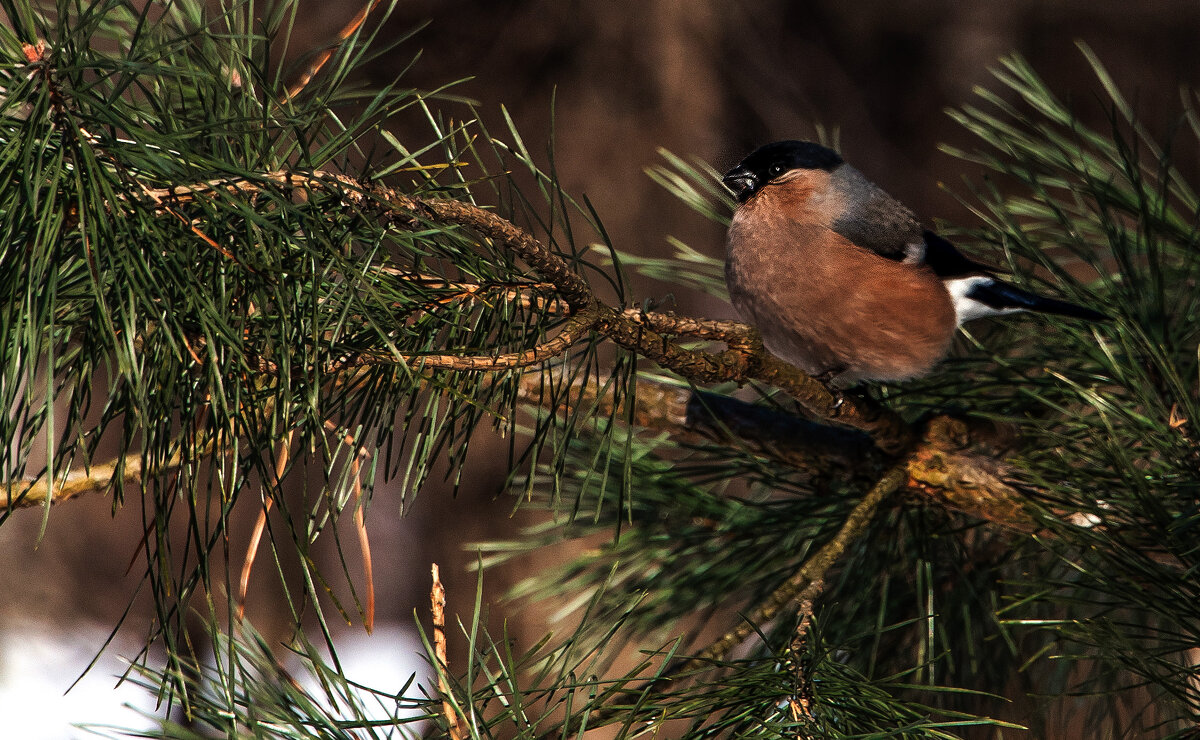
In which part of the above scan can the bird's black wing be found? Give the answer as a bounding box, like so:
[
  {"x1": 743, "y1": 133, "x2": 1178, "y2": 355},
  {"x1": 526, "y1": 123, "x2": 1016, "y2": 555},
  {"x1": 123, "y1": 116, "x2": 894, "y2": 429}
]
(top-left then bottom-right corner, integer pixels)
[{"x1": 921, "y1": 230, "x2": 996, "y2": 278}]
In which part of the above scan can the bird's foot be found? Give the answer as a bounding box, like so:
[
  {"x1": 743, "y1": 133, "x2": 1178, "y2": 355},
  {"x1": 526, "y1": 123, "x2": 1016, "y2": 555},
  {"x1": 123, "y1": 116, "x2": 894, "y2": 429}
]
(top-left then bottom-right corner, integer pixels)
[
  {"x1": 812, "y1": 366, "x2": 848, "y2": 387},
  {"x1": 812, "y1": 367, "x2": 852, "y2": 411},
  {"x1": 829, "y1": 391, "x2": 845, "y2": 411}
]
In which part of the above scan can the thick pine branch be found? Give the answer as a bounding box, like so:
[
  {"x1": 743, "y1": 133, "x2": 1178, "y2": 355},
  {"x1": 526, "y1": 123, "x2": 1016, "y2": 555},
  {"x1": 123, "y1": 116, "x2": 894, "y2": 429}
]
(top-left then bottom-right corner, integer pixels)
[
  {"x1": 143, "y1": 168, "x2": 915, "y2": 450},
  {"x1": 5, "y1": 168, "x2": 1049, "y2": 537}
]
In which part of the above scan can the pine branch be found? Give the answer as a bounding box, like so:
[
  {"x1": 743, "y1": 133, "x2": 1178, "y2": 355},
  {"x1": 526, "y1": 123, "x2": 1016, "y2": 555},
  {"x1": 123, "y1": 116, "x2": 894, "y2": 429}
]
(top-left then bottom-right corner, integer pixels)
[
  {"x1": 0, "y1": 372, "x2": 1037, "y2": 543},
  {"x1": 3, "y1": 456, "x2": 148, "y2": 509},
  {"x1": 333, "y1": 304, "x2": 602, "y2": 371},
  {"x1": 535, "y1": 462, "x2": 910, "y2": 739},
  {"x1": 137, "y1": 169, "x2": 915, "y2": 453},
  {"x1": 688, "y1": 463, "x2": 909, "y2": 668},
  {"x1": 516, "y1": 374, "x2": 1039, "y2": 532}
]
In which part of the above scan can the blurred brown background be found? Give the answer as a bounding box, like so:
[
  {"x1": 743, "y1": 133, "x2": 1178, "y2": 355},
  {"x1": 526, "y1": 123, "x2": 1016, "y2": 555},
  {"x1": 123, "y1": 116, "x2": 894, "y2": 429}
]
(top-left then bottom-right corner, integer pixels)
[
  {"x1": 3, "y1": 0, "x2": 1200, "y2": 735},
  {"x1": 356, "y1": 0, "x2": 1200, "y2": 310}
]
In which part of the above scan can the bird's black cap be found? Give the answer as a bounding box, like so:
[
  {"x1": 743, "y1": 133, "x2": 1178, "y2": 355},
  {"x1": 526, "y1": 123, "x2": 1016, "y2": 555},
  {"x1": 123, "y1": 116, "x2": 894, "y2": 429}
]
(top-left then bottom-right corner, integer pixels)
[{"x1": 723, "y1": 141, "x2": 844, "y2": 202}]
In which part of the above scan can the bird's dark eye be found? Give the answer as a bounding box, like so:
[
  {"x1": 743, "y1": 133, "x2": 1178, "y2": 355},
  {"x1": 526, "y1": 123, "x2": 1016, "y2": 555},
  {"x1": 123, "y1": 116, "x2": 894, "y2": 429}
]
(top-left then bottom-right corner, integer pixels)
[{"x1": 768, "y1": 163, "x2": 786, "y2": 178}]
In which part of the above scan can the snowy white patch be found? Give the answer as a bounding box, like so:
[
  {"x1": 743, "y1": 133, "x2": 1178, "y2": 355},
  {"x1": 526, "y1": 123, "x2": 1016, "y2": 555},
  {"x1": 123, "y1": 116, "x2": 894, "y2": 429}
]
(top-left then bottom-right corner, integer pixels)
[
  {"x1": 0, "y1": 623, "x2": 162, "y2": 739},
  {"x1": 289, "y1": 623, "x2": 431, "y2": 733}
]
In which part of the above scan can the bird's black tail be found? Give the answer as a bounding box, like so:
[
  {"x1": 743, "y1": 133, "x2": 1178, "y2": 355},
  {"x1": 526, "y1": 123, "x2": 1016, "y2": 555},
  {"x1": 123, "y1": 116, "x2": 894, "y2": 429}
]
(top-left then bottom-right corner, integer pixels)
[{"x1": 967, "y1": 279, "x2": 1109, "y2": 321}]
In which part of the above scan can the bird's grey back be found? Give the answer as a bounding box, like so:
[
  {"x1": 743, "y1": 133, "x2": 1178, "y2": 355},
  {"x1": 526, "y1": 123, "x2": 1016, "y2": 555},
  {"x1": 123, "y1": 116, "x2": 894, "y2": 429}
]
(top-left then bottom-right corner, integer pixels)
[{"x1": 829, "y1": 164, "x2": 924, "y2": 263}]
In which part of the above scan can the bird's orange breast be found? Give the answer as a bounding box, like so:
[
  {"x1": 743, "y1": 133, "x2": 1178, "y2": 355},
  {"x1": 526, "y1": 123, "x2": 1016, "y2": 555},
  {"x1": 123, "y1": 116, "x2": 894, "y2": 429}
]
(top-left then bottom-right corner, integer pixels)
[{"x1": 726, "y1": 181, "x2": 956, "y2": 382}]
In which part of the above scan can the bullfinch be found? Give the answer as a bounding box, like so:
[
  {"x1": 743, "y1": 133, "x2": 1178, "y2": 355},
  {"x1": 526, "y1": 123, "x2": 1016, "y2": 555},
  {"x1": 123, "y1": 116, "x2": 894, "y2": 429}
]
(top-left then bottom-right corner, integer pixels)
[{"x1": 722, "y1": 140, "x2": 1106, "y2": 385}]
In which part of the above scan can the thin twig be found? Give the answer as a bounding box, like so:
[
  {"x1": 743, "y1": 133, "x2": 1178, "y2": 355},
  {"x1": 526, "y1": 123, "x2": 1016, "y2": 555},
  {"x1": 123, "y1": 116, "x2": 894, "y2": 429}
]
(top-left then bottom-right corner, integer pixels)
[
  {"x1": 177, "y1": 296, "x2": 594, "y2": 377},
  {"x1": 786, "y1": 600, "x2": 817, "y2": 730},
  {"x1": 686, "y1": 463, "x2": 908, "y2": 669},
  {"x1": 539, "y1": 463, "x2": 909, "y2": 740},
  {"x1": 431, "y1": 563, "x2": 466, "y2": 740},
  {"x1": 4, "y1": 456, "x2": 144, "y2": 509},
  {"x1": 376, "y1": 268, "x2": 568, "y2": 313},
  {"x1": 619, "y1": 310, "x2": 757, "y2": 342},
  {"x1": 331, "y1": 305, "x2": 601, "y2": 372}
]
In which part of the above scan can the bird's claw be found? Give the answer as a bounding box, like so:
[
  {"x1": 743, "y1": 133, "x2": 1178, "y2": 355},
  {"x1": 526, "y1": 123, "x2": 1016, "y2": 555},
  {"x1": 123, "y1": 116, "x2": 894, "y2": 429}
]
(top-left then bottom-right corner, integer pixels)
[{"x1": 813, "y1": 366, "x2": 848, "y2": 388}]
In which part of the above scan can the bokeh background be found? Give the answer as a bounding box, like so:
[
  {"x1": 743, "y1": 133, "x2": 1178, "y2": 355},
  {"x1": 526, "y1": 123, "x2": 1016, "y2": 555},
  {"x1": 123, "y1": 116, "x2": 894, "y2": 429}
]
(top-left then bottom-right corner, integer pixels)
[{"x1": 3, "y1": 1, "x2": 1200, "y2": 736}]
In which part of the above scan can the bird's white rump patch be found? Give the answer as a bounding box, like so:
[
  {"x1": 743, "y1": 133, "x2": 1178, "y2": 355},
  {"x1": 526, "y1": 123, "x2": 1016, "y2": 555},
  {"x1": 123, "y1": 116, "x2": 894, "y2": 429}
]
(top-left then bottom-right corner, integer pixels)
[{"x1": 945, "y1": 276, "x2": 1023, "y2": 326}]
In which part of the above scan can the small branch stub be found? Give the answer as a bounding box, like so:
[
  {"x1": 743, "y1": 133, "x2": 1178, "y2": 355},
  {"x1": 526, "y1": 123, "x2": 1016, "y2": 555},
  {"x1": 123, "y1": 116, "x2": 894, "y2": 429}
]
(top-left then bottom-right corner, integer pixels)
[{"x1": 432, "y1": 563, "x2": 465, "y2": 740}]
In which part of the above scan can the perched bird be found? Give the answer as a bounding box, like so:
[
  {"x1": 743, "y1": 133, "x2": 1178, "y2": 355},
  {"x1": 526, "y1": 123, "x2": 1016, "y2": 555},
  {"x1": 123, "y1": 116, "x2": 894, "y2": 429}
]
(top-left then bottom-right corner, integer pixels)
[{"x1": 722, "y1": 140, "x2": 1105, "y2": 385}]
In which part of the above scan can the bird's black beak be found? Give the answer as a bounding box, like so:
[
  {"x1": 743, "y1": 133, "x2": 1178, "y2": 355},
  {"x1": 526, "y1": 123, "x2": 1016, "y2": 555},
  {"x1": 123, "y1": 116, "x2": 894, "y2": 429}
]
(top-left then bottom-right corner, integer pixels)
[{"x1": 722, "y1": 166, "x2": 758, "y2": 203}]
